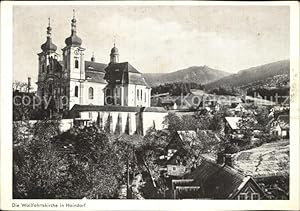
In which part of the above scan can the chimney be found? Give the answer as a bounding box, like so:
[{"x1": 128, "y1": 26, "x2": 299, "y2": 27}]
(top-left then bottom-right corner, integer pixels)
[
  {"x1": 27, "y1": 77, "x2": 31, "y2": 93},
  {"x1": 224, "y1": 154, "x2": 233, "y2": 167},
  {"x1": 216, "y1": 152, "x2": 224, "y2": 165}
]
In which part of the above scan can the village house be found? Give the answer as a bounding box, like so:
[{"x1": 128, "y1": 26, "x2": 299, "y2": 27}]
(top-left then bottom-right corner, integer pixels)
[
  {"x1": 269, "y1": 114, "x2": 289, "y2": 138},
  {"x1": 176, "y1": 155, "x2": 267, "y2": 199},
  {"x1": 224, "y1": 117, "x2": 244, "y2": 141}
]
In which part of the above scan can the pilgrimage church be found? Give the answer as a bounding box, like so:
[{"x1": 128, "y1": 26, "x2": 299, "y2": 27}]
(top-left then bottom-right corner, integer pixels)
[{"x1": 36, "y1": 12, "x2": 167, "y2": 135}]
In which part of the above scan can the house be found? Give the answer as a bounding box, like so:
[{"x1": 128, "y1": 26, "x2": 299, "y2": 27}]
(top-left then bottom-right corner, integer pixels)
[
  {"x1": 224, "y1": 117, "x2": 245, "y2": 142},
  {"x1": 270, "y1": 114, "x2": 289, "y2": 138},
  {"x1": 171, "y1": 179, "x2": 201, "y2": 199},
  {"x1": 182, "y1": 155, "x2": 267, "y2": 199}
]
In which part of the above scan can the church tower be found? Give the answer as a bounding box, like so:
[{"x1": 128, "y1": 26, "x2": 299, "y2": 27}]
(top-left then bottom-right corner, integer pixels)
[
  {"x1": 62, "y1": 10, "x2": 86, "y2": 109},
  {"x1": 37, "y1": 18, "x2": 60, "y2": 113},
  {"x1": 110, "y1": 43, "x2": 119, "y2": 64}
]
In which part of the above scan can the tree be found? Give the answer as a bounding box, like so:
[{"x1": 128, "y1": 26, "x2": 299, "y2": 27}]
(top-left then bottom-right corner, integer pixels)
[
  {"x1": 163, "y1": 112, "x2": 182, "y2": 134},
  {"x1": 14, "y1": 124, "x2": 123, "y2": 199},
  {"x1": 112, "y1": 133, "x2": 143, "y2": 198}
]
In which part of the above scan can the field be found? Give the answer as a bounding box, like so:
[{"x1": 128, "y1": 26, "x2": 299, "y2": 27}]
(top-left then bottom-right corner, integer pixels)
[{"x1": 233, "y1": 140, "x2": 289, "y2": 177}]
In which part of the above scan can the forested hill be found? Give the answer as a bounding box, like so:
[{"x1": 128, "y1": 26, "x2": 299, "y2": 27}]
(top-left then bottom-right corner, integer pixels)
[
  {"x1": 144, "y1": 65, "x2": 230, "y2": 87},
  {"x1": 205, "y1": 60, "x2": 290, "y2": 90}
]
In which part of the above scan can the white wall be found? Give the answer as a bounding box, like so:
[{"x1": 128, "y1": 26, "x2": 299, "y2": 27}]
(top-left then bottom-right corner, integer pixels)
[
  {"x1": 83, "y1": 82, "x2": 106, "y2": 106},
  {"x1": 127, "y1": 84, "x2": 151, "y2": 107},
  {"x1": 80, "y1": 111, "x2": 137, "y2": 135},
  {"x1": 142, "y1": 112, "x2": 167, "y2": 135}
]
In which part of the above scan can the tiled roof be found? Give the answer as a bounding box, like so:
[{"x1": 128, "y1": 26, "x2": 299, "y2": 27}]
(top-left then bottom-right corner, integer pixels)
[
  {"x1": 185, "y1": 158, "x2": 249, "y2": 199},
  {"x1": 104, "y1": 62, "x2": 149, "y2": 87},
  {"x1": 83, "y1": 61, "x2": 107, "y2": 84},
  {"x1": 85, "y1": 70, "x2": 107, "y2": 84},
  {"x1": 225, "y1": 117, "x2": 242, "y2": 130},
  {"x1": 85, "y1": 61, "x2": 107, "y2": 72}
]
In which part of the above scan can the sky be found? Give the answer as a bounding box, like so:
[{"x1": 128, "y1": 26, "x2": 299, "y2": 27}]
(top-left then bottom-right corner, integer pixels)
[{"x1": 13, "y1": 5, "x2": 289, "y2": 86}]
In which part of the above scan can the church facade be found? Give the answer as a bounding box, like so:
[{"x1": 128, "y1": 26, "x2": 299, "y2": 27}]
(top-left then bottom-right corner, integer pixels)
[{"x1": 36, "y1": 13, "x2": 166, "y2": 135}]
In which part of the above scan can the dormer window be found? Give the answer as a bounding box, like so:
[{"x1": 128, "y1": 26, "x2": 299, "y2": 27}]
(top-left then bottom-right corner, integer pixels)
[
  {"x1": 115, "y1": 69, "x2": 119, "y2": 72},
  {"x1": 86, "y1": 76, "x2": 92, "y2": 80},
  {"x1": 88, "y1": 65, "x2": 94, "y2": 70}
]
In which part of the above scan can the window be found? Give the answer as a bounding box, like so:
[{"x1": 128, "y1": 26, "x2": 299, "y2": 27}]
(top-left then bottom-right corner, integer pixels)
[
  {"x1": 251, "y1": 193, "x2": 260, "y2": 200},
  {"x1": 75, "y1": 86, "x2": 78, "y2": 97},
  {"x1": 89, "y1": 87, "x2": 94, "y2": 99},
  {"x1": 75, "y1": 59, "x2": 79, "y2": 68},
  {"x1": 137, "y1": 89, "x2": 139, "y2": 100},
  {"x1": 238, "y1": 193, "x2": 247, "y2": 200},
  {"x1": 141, "y1": 90, "x2": 143, "y2": 101},
  {"x1": 144, "y1": 93, "x2": 146, "y2": 102},
  {"x1": 42, "y1": 64, "x2": 45, "y2": 72}
]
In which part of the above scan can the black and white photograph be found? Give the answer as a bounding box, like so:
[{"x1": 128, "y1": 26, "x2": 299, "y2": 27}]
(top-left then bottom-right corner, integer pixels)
[{"x1": 1, "y1": 1, "x2": 299, "y2": 210}]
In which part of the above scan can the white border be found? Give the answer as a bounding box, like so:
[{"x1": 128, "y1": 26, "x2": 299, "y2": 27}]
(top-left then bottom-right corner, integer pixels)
[{"x1": 1, "y1": 1, "x2": 299, "y2": 210}]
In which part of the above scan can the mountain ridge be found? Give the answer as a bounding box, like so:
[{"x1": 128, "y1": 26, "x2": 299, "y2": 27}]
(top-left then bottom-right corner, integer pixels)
[
  {"x1": 204, "y1": 60, "x2": 290, "y2": 90},
  {"x1": 144, "y1": 65, "x2": 230, "y2": 87}
]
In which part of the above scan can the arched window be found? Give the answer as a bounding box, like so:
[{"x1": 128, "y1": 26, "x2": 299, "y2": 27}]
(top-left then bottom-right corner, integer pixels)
[
  {"x1": 75, "y1": 59, "x2": 79, "y2": 68},
  {"x1": 89, "y1": 87, "x2": 94, "y2": 99},
  {"x1": 42, "y1": 64, "x2": 45, "y2": 72},
  {"x1": 141, "y1": 90, "x2": 143, "y2": 101},
  {"x1": 75, "y1": 86, "x2": 78, "y2": 97},
  {"x1": 137, "y1": 89, "x2": 139, "y2": 100}
]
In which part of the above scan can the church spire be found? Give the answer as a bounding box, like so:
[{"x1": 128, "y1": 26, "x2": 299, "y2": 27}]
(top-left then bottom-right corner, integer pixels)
[
  {"x1": 65, "y1": 9, "x2": 82, "y2": 47},
  {"x1": 41, "y1": 17, "x2": 57, "y2": 52},
  {"x1": 47, "y1": 17, "x2": 52, "y2": 38},
  {"x1": 110, "y1": 40, "x2": 119, "y2": 64},
  {"x1": 71, "y1": 9, "x2": 77, "y2": 35}
]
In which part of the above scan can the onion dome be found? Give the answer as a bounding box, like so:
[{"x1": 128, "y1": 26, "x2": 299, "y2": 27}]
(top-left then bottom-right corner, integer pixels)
[
  {"x1": 65, "y1": 10, "x2": 82, "y2": 47},
  {"x1": 41, "y1": 18, "x2": 57, "y2": 52},
  {"x1": 110, "y1": 43, "x2": 119, "y2": 55}
]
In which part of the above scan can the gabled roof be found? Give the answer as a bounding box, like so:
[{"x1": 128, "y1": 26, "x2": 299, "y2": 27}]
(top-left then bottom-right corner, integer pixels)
[
  {"x1": 85, "y1": 70, "x2": 107, "y2": 84},
  {"x1": 225, "y1": 117, "x2": 242, "y2": 130},
  {"x1": 85, "y1": 61, "x2": 107, "y2": 72},
  {"x1": 277, "y1": 115, "x2": 289, "y2": 129},
  {"x1": 177, "y1": 130, "x2": 197, "y2": 145},
  {"x1": 104, "y1": 62, "x2": 149, "y2": 87},
  {"x1": 185, "y1": 157, "x2": 265, "y2": 199}
]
